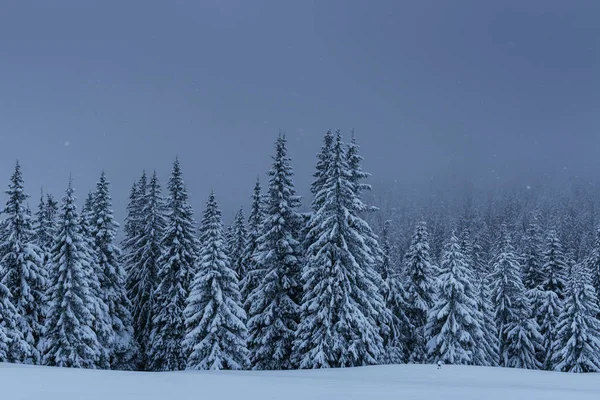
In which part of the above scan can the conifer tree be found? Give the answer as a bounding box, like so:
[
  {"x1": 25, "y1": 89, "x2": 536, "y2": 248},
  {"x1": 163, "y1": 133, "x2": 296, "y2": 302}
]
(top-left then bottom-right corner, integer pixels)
[
  {"x1": 127, "y1": 171, "x2": 166, "y2": 370},
  {"x1": 532, "y1": 229, "x2": 568, "y2": 369},
  {"x1": 491, "y1": 227, "x2": 542, "y2": 369},
  {"x1": 0, "y1": 162, "x2": 46, "y2": 364},
  {"x1": 542, "y1": 230, "x2": 568, "y2": 299},
  {"x1": 425, "y1": 232, "x2": 482, "y2": 365},
  {"x1": 42, "y1": 180, "x2": 99, "y2": 369},
  {"x1": 90, "y1": 172, "x2": 136, "y2": 369},
  {"x1": 123, "y1": 172, "x2": 147, "y2": 247},
  {"x1": 552, "y1": 263, "x2": 600, "y2": 372},
  {"x1": 403, "y1": 220, "x2": 435, "y2": 363},
  {"x1": 310, "y1": 129, "x2": 333, "y2": 207},
  {"x1": 522, "y1": 215, "x2": 545, "y2": 291},
  {"x1": 344, "y1": 131, "x2": 393, "y2": 363},
  {"x1": 228, "y1": 207, "x2": 247, "y2": 281},
  {"x1": 380, "y1": 220, "x2": 410, "y2": 364},
  {"x1": 80, "y1": 192, "x2": 112, "y2": 369},
  {"x1": 183, "y1": 192, "x2": 248, "y2": 370},
  {"x1": 585, "y1": 228, "x2": 600, "y2": 309},
  {"x1": 474, "y1": 277, "x2": 500, "y2": 366},
  {"x1": 294, "y1": 132, "x2": 386, "y2": 369},
  {"x1": 247, "y1": 135, "x2": 303, "y2": 370},
  {"x1": 240, "y1": 179, "x2": 265, "y2": 312},
  {"x1": 150, "y1": 159, "x2": 199, "y2": 371},
  {"x1": 0, "y1": 280, "x2": 29, "y2": 362}
]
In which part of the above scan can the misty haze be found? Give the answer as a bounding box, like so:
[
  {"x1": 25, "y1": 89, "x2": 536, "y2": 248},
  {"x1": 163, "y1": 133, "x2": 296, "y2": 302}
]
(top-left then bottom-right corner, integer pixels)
[{"x1": 0, "y1": 1, "x2": 599, "y2": 399}]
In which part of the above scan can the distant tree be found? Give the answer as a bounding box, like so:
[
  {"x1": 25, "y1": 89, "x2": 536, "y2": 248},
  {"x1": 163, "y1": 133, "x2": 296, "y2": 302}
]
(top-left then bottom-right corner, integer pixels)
[
  {"x1": 183, "y1": 192, "x2": 248, "y2": 370},
  {"x1": 150, "y1": 159, "x2": 199, "y2": 371}
]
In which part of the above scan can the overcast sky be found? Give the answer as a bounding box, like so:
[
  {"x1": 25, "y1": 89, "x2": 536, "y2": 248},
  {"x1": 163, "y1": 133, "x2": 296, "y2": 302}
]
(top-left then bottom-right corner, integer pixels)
[{"x1": 0, "y1": 0, "x2": 598, "y2": 224}]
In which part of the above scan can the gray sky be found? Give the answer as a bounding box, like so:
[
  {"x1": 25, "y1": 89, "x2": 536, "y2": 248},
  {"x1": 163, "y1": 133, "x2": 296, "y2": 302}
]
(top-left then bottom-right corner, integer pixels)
[{"x1": 0, "y1": 0, "x2": 598, "y2": 224}]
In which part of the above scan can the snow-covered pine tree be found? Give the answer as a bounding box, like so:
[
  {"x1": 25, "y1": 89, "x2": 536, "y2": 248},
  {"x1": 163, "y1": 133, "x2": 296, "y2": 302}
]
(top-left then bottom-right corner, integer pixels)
[
  {"x1": 122, "y1": 172, "x2": 147, "y2": 279},
  {"x1": 403, "y1": 220, "x2": 436, "y2": 363},
  {"x1": 531, "y1": 229, "x2": 568, "y2": 370},
  {"x1": 150, "y1": 159, "x2": 199, "y2": 371},
  {"x1": 380, "y1": 220, "x2": 410, "y2": 364},
  {"x1": 491, "y1": 226, "x2": 542, "y2": 370},
  {"x1": 552, "y1": 262, "x2": 600, "y2": 372},
  {"x1": 542, "y1": 230, "x2": 568, "y2": 299},
  {"x1": 586, "y1": 228, "x2": 600, "y2": 310},
  {"x1": 183, "y1": 192, "x2": 248, "y2": 370},
  {"x1": 127, "y1": 171, "x2": 166, "y2": 370},
  {"x1": 247, "y1": 135, "x2": 303, "y2": 370},
  {"x1": 80, "y1": 192, "x2": 112, "y2": 369},
  {"x1": 474, "y1": 276, "x2": 500, "y2": 366},
  {"x1": 42, "y1": 180, "x2": 99, "y2": 369},
  {"x1": 240, "y1": 179, "x2": 265, "y2": 313},
  {"x1": 228, "y1": 207, "x2": 247, "y2": 282},
  {"x1": 0, "y1": 279, "x2": 29, "y2": 362},
  {"x1": 124, "y1": 172, "x2": 147, "y2": 246},
  {"x1": 346, "y1": 131, "x2": 372, "y2": 205},
  {"x1": 293, "y1": 131, "x2": 386, "y2": 369},
  {"x1": 425, "y1": 232, "x2": 482, "y2": 365},
  {"x1": 90, "y1": 172, "x2": 136, "y2": 369},
  {"x1": 0, "y1": 162, "x2": 46, "y2": 364},
  {"x1": 522, "y1": 215, "x2": 545, "y2": 291},
  {"x1": 343, "y1": 131, "x2": 393, "y2": 365}
]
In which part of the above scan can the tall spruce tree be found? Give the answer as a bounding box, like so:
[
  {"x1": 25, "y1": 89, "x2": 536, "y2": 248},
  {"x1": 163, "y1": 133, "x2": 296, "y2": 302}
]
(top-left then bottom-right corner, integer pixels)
[
  {"x1": 183, "y1": 192, "x2": 248, "y2": 370},
  {"x1": 293, "y1": 132, "x2": 386, "y2": 369},
  {"x1": 474, "y1": 276, "x2": 500, "y2": 366},
  {"x1": 425, "y1": 232, "x2": 482, "y2": 365},
  {"x1": 0, "y1": 162, "x2": 46, "y2": 364},
  {"x1": 90, "y1": 172, "x2": 136, "y2": 369},
  {"x1": 240, "y1": 179, "x2": 265, "y2": 312},
  {"x1": 80, "y1": 192, "x2": 112, "y2": 369},
  {"x1": 403, "y1": 220, "x2": 435, "y2": 363},
  {"x1": 0, "y1": 279, "x2": 28, "y2": 362},
  {"x1": 585, "y1": 228, "x2": 600, "y2": 310},
  {"x1": 247, "y1": 135, "x2": 303, "y2": 370},
  {"x1": 380, "y1": 220, "x2": 410, "y2": 364},
  {"x1": 522, "y1": 215, "x2": 545, "y2": 291},
  {"x1": 150, "y1": 159, "x2": 199, "y2": 371},
  {"x1": 42, "y1": 180, "x2": 99, "y2": 368},
  {"x1": 542, "y1": 230, "x2": 568, "y2": 299},
  {"x1": 127, "y1": 171, "x2": 166, "y2": 370},
  {"x1": 533, "y1": 229, "x2": 568, "y2": 370},
  {"x1": 228, "y1": 207, "x2": 247, "y2": 281},
  {"x1": 552, "y1": 262, "x2": 600, "y2": 372},
  {"x1": 491, "y1": 227, "x2": 542, "y2": 369}
]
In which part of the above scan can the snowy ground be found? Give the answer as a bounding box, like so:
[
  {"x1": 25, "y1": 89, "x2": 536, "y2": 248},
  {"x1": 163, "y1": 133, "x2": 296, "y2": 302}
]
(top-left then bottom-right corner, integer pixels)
[{"x1": 2, "y1": 362, "x2": 599, "y2": 400}]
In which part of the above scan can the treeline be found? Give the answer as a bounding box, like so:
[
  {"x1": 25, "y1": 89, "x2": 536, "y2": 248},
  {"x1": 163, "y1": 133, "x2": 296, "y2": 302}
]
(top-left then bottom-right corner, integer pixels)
[{"x1": 0, "y1": 130, "x2": 599, "y2": 373}]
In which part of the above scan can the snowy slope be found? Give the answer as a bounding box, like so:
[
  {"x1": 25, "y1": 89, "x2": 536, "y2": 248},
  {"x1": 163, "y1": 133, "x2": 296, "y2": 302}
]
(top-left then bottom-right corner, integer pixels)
[{"x1": 1, "y1": 362, "x2": 599, "y2": 400}]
